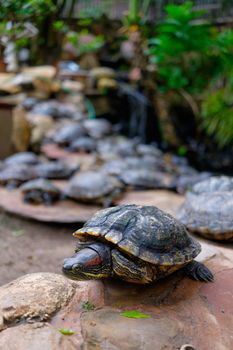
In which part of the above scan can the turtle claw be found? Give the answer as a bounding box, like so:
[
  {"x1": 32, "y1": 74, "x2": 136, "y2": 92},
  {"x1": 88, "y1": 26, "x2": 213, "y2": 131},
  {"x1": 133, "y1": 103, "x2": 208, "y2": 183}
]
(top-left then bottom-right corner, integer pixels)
[{"x1": 185, "y1": 261, "x2": 214, "y2": 282}]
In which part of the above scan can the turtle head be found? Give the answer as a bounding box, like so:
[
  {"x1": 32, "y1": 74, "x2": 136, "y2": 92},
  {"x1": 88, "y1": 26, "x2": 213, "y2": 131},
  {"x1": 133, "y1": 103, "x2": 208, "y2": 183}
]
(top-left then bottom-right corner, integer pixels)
[{"x1": 63, "y1": 242, "x2": 112, "y2": 280}]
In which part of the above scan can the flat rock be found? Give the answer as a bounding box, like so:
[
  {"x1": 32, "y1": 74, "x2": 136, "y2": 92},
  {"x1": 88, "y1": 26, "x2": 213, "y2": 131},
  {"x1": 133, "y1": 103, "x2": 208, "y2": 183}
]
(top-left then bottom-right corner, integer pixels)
[
  {"x1": 81, "y1": 244, "x2": 233, "y2": 350},
  {"x1": 82, "y1": 308, "x2": 179, "y2": 350},
  {"x1": 117, "y1": 190, "x2": 184, "y2": 216},
  {"x1": 0, "y1": 322, "x2": 77, "y2": 350},
  {"x1": 0, "y1": 186, "x2": 101, "y2": 223},
  {"x1": 52, "y1": 280, "x2": 104, "y2": 348},
  {"x1": 0, "y1": 273, "x2": 75, "y2": 329},
  {"x1": 41, "y1": 143, "x2": 96, "y2": 170}
]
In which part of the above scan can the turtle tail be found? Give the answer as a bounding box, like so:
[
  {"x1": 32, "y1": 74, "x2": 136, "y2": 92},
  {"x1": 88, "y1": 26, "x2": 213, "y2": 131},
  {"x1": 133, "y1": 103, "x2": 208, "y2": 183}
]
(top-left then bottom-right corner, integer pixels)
[{"x1": 184, "y1": 261, "x2": 214, "y2": 282}]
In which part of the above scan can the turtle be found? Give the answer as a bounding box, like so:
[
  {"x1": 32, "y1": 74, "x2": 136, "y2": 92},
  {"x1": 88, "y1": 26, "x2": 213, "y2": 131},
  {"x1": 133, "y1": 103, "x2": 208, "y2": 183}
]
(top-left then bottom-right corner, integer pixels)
[
  {"x1": 35, "y1": 161, "x2": 77, "y2": 179},
  {"x1": 20, "y1": 178, "x2": 60, "y2": 205},
  {"x1": 119, "y1": 169, "x2": 165, "y2": 190},
  {"x1": 177, "y1": 191, "x2": 233, "y2": 241},
  {"x1": 0, "y1": 164, "x2": 37, "y2": 189},
  {"x1": 97, "y1": 136, "x2": 137, "y2": 160},
  {"x1": 101, "y1": 156, "x2": 164, "y2": 178},
  {"x1": 190, "y1": 176, "x2": 233, "y2": 195},
  {"x1": 101, "y1": 159, "x2": 130, "y2": 176},
  {"x1": 136, "y1": 144, "x2": 162, "y2": 158},
  {"x1": 175, "y1": 172, "x2": 211, "y2": 194},
  {"x1": 4, "y1": 152, "x2": 40, "y2": 166},
  {"x1": 63, "y1": 204, "x2": 213, "y2": 284},
  {"x1": 64, "y1": 171, "x2": 124, "y2": 207},
  {"x1": 52, "y1": 123, "x2": 86, "y2": 146},
  {"x1": 32, "y1": 100, "x2": 83, "y2": 120},
  {"x1": 69, "y1": 136, "x2": 97, "y2": 153},
  {"x1": 83, "y1": 119, "x2": 112, "y2": 139}
]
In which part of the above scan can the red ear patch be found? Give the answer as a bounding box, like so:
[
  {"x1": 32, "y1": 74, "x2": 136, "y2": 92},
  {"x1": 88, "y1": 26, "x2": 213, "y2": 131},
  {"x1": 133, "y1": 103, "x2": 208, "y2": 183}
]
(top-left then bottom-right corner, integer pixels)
[{"x1": 85, "y1": 255, "x2": 102, "y2": 267}]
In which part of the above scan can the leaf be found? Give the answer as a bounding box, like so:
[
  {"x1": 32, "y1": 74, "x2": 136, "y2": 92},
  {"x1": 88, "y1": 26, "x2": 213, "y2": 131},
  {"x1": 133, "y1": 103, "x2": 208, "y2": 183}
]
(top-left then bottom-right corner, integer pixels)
[
  {"x1": 120, "y1": 311, "x2": 150, "y2": 319},
  {"x1": 11, "y1": 229, "x2": 25, "y2": 237},
  {"x1": 81, "y1": 301, "x2": 95, "y2": 311},
  {"x1": 58, "y1": 328, "x2": 75, "y2": 336}
]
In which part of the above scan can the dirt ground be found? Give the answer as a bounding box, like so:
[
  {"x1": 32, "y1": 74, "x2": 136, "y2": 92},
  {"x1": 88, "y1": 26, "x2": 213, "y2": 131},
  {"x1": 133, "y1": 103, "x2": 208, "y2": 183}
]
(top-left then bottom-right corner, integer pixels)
[{"x1": 0, "y1": 210, "x2": 82, "y2": 286}]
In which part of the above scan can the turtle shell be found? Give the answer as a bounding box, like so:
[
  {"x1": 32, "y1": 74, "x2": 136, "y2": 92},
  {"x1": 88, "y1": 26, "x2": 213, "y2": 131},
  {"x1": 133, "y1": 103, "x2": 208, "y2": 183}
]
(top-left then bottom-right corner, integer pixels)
[
  {"x1": 20, "y1": 178, "x2": 60, "y2": 195},
  {"x1": 0, "y1": 164, "x2": 37, "y2": 185},
  {"x1": 65, "y1": 171, "x2": 122, "y2": 200},
  {"x1": 53, "y1": 123, "x2": 86, "y2": 145},
  {"x1": 191, "y1": 176, "x2": 233, "y2": 195},
  {"x1": 69, "y1": 137, "x2": 97, "y2": 153},
  {"x1": 83, "y1": 119, "x2": 112, "y2": 139},
  {"x1": 177, "y1": 192, "x2": 233, "y2": 240},
  {"x1": 74, "y1": 204, "x2": 201, "y2": 266},
  {"x1": 175, "y1": 172, "x2": 211, "y2": 194},
  {"x1": 35, "y1": 161, "x2": 76, "y2": 179},
  {"x1": 4, "y1": 152, "x2": 39, "y2": 166},
  {"x1": 119, "y1": 169, "x2": 163, "y2": 189}
]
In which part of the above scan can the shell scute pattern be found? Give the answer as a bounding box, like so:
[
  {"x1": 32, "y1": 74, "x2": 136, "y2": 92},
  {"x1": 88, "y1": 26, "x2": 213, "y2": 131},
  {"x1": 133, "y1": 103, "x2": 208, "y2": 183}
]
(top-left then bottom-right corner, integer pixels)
[
  {"x1": 75, "y1": 205, "x2": 201, "y2": 265},
  {"x1": 191, "y1": 176, "x2": 233, "y2": 195}
]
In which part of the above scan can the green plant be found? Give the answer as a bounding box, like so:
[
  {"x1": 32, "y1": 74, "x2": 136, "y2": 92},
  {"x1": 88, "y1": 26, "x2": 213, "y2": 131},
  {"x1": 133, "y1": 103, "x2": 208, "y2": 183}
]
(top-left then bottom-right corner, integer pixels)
[
  {"x1": 147, "y1": 1, "x2": 233, "y2": 147},
  {"x1": 201, "y1": 86, "x2": 233, "y2": 147},
  {"x1": 147, "y1": 1, "x2": 213, "y2": 93},
  {"x1": 66, "y1": 30, "x2": 104, "y2": 56}
]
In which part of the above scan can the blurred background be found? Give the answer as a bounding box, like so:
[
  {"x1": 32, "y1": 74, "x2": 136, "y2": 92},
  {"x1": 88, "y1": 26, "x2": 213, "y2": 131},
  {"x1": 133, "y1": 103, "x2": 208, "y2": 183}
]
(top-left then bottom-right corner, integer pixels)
[{"x1": 0, "y1": 0, "x2": 232, "y2": 171}]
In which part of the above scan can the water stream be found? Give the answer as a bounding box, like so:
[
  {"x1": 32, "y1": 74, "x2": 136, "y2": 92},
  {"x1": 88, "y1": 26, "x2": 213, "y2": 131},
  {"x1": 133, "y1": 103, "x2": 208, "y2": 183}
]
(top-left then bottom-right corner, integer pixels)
[{"x1": 118, "y1": 83, "x2": 149, "y2": 143}]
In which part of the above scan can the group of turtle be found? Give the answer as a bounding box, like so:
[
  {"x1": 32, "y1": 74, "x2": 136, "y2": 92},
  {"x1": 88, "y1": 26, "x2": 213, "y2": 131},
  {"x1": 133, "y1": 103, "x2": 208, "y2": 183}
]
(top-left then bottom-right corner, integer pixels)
[
  {"x1": 63, "y1": 175, "x2": 233, "y2": 285},
  {"x1": 4, "y1": 95, "x2": 214, "y2": 206}
]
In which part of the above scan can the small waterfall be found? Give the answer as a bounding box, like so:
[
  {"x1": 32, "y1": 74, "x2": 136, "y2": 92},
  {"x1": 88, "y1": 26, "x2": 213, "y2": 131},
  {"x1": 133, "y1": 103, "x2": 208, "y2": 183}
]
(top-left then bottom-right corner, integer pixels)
[{"x1": 118, "y1": 83, "x2": 149, "y2": 143}]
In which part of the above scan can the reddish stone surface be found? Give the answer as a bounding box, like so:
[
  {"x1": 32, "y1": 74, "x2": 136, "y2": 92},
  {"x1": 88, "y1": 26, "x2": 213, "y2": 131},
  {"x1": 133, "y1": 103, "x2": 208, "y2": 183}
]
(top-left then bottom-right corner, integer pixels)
[
  {"x1": 41, "y1": 143, "x2": 96, "y2": 170},
  {"x1": 0, "y1": 187, "x2": 184, "y2": 223},
  {"x1": 81, "y1": 247, "x2": 233, "y2": 350},
  {"x1": 51, "y1": 280, "x2": 104, "y2": 349},
  {"x1": 0, "y1": 186, "x2": 101, "y2": 223},
  {"x1": 118, "y1": 190, "x2": 184, "y2": 216}
]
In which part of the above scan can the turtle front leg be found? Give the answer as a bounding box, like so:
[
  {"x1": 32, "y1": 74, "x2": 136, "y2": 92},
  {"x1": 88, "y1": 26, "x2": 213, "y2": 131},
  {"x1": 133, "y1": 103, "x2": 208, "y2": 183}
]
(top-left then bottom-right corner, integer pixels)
[{"x1": 184, "y1": 261, "x2": 214, "y2": 282}]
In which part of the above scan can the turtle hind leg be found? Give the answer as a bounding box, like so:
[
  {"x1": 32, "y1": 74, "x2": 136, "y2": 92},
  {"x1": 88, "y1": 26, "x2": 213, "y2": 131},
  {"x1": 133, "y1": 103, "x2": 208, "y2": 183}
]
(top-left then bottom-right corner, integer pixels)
[{"x1": 184, "y1": 261, "x2": 214, "y2": 282}]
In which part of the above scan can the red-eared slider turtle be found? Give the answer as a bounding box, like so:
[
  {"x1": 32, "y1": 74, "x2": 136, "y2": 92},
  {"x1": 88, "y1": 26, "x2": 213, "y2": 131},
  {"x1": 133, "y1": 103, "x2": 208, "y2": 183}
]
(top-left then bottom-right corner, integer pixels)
[
  {"x1": 119, "y1": 169, "x2": 165, "y2": 190},
  {"x1": 64, "y1": 171, "x2": 123, "y2": 207},
  {"x1": 69, "y1": 137, "x2": 97, "y2": 153},
  {"x1": 63, "y1": 205, "x2": 213, "y2": 283},
  {"x1": 20, "y1": 178, "x2": 60, "y2": 205},
  {"x1": 52, "y1": 123, "x2": 86, "y2": 146},
  {"x1": 175, "y1": 172, "x2": 211, "y2": 194},
  {"x1": 190, "y1": 176, "x2": 233, "y2": 195},
  {"x1": 0, "y1": 164, "x2": 37, "y2": 189},
  {"x1": 177, "y1": 191, "x2": 233, "y2": 241},
  {"x1": 101, "y1": 159, "x2": 130, "y2": 176},
  {"x1": 83, "y1": 119, "x2": 112, "y2": 139},
  {"x1": 101, "y1": 156, "x2": 164, "y2": 177},
  {"x1": 35, "y1": 161, "x2": 77, "y2": 179},
  {"x1": 4, "y1": 152, "x2": 40, "y2": 166}
]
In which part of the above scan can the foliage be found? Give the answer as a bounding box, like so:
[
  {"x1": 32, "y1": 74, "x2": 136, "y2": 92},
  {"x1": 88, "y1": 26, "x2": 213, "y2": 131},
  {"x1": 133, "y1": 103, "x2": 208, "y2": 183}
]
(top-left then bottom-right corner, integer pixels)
[
  {"x1": 66, "y1": 30, "x2": 104, "y2": 56},
  {"x1": 201, "y1": 87, "x2": 233, "y2": 147},
  {"x1": 120, "y1": 310, "x2": 150, "y2": 319},
  {"x1": 147, "y1": 1, "x2": 233, "y2": 147},
  {"x1": 0, "y1": 0, "x2": 55, "y2": 21},
  {"x1": 0, "y1": 0, "x2": 55, "y2": 43},
  {"x1": 147, "y1": 1, "x2": 213, "y2": 94}
]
